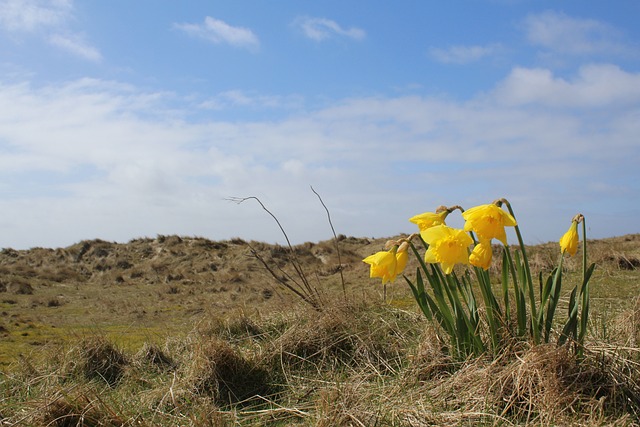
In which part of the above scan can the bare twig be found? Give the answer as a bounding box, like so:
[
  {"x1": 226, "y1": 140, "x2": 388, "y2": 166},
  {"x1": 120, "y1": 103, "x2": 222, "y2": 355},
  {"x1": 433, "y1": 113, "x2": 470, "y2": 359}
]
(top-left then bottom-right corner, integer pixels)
[
  {"x1": 228, "y1": 196, "x2": 322, "y2": 310},
  {"x1": 310, "y1": 186, "x2": 347, "y2": 300}
]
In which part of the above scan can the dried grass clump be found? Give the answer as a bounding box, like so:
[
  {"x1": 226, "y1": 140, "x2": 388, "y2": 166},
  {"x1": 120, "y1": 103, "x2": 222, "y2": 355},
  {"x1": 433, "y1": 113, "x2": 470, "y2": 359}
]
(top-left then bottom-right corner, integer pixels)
[
  {"x1": 5, "y1": 280, "x2": 34, "y2": 295},
  {"x1": 196, "y1": 314, "x2": 266, "y2": 342},
  {"x1": 408, "y1": 329, "x2": 457, "y2": 382},
  {"x1": 36, "y1": 390, "x2": 125, "y2": 427},
  {"x1": 76, "y1": 338, "x2": 129, "y2": 387},
  {"x1": 423, "y1": 354, "x2": 494, "y2": 416},
  {"x1": 487, "y1": 344, "x2": 640, "y2": 425},
  {"x1": 180, "y1": 338, "x2": 273, "y2": 405},
  {"x1": 605, "y1": 253, "x2": 640, "y2": 270},
  {"x1": 488, "y1": 345, "x2": 581, "y2": 424},
  {"x1": 272, "y1": 303, "x2": 412, "y2": 373},
  {"x1": 134, "y1": 342, "x2": 176, "y2": 372},
  {"x1": 579, "y1": 345, "x2": 640, "y2": 421},
  {"x1": 415, "y1": 343, "x2": 640, "y2": 425},
  {"x1": 314, "y1": 381, "x2": 378, "y2": 427}
]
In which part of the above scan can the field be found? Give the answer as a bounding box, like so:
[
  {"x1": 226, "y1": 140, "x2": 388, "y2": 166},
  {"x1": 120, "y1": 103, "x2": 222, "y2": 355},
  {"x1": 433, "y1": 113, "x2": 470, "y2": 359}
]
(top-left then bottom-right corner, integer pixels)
[{"x1": 1, "y1": 233, "x2": 640, "y2": 426}]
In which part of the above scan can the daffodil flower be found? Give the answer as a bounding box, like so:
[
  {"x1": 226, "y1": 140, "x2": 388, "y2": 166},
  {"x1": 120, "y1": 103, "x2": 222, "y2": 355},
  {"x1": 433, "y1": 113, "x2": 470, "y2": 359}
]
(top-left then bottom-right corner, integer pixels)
[
  {"x1": 421, "y1": 225, "x2": 473, "y2": 274},
  {"x1": 409, "y1": 211, "x2": 447, "y2": 232},
  {"x1": 395, "y1": 248, "x2": 409, "y2": 275},
  {"x1": 462, "y1": 204, "x2": 517, "y2": 246},
  {"x1": 559, "y1": 221, "x2": 579, "y2": 256},
  {"x1": 363, "y1": 246, "x2": 408, "y2": 284},
  {"x1": 469, "y1": 241, "x2": 493, "y2": 270}
]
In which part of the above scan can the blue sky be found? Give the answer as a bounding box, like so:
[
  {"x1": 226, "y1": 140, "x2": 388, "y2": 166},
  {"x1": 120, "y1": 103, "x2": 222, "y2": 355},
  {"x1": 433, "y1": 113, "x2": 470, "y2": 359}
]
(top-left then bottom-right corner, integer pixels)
[{"x1": 0, "y1": 0, "x2": 639, "y2": 249}]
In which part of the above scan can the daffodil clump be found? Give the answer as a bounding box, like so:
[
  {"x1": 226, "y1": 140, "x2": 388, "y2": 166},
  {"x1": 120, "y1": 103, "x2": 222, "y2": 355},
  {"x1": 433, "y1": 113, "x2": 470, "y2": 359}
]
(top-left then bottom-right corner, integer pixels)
[{"x1": 364, "y1": 199, "x2": 594, "y2": 359}]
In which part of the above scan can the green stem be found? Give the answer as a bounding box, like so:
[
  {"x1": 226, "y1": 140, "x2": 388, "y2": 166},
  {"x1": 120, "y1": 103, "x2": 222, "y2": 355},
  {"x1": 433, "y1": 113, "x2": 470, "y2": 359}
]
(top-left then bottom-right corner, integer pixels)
[
  {"x1": 502, "y1": 199, "x2": 539, "y2": 343},
  {"x1": 545, "y1": 254, "x2": 564, "y2": 342},
  {"x1": 582, "y1": 219, "x2": 587, "y2": 293},
  {"x1": 578, "y1": 217, "x2": 591, "y2": 356},
  {"x1": 503, "y1": 246, "x2": 526, "y2": 337},
  {"x1": 473, "y1": 266, "x2": 500, "y2": 355}
]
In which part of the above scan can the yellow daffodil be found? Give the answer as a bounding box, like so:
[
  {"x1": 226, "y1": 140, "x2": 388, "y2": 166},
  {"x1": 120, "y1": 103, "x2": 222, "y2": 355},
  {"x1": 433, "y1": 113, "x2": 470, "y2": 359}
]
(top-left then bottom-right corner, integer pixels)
[
  {"x1": 559, "y1": 221, "x2": 579, "y2": 256},
  {"x1": 462, "y1": 204, "x2": 517, "y2": 246},
  {"x1": 363, "y1": 246, "x2": 408, "y2": 284},
  {"x1": 396, "y1": 248, "x2": 409, "y2": 275},
  {"x1": 421, "y1": 225, "x2": 473, "y2": 274},
  {"x1": 469, "y1": 241, "x2": 493, "y2": 270},
  {"x1": 409, "y1": 211, "x2": 447, "y2": 231}
]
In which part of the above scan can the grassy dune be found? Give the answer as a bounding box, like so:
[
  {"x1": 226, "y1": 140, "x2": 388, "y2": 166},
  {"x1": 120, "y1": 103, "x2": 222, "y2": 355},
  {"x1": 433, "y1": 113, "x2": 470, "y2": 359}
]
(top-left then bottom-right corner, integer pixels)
[{"x1": 1, "y1": 234, "x2": 640, "y2": 425}]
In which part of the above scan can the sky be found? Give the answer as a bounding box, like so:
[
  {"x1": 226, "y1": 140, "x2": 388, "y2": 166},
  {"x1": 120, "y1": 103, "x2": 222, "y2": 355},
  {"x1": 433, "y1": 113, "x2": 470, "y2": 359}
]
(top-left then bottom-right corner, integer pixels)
[{"x1": 0, "y1": 0, "x2": 639, "y2": 250}]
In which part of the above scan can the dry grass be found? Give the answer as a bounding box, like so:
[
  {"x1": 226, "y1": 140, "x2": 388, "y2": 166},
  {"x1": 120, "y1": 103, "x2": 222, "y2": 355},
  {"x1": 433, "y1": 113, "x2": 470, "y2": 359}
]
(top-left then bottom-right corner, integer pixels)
[
  {"x1": 2, "y1": 301, "x2": 640, "y2": 425},
  {"x1": 1, "y1": 234, "x2": 640, "y2": 425},
  {"x1": 178, "y1": 337, "x2": 273, "y2": 405}
]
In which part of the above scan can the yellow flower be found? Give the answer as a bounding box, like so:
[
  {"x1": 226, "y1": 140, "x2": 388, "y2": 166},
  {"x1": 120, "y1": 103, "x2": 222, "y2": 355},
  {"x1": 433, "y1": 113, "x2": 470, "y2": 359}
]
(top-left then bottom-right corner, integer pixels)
[
  {"x1": 559, "y1": 221, "x2": 579, "y2": 256},
  {"x1": 363, "y1": 247, "x2": 407, "y2": 284},
  {"x1": 462, "y1": 204, "x2": 517, "y2": 245},
  {"x1": 396, "y1": 248, "x2": 409, "y2": 275},
  {"x1": 469, "y1": 241, "x2": 493, "y2": 270},
  {"x1": 409, "y1": 211, "x2": 447, "y2": 231},
  {"x1": 421, "y1": 225, "x2": 473, "y2": 274}
]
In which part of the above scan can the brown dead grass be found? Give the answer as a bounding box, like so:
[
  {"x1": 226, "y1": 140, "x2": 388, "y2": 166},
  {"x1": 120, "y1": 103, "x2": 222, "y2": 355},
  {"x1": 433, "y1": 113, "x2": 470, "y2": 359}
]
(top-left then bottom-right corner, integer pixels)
[
  {"x1": 2, "y1": 300, "x2": 640, "y2": 426},
  {"x1": 1, "y1": 233, "x2": 640, "y2": 425}
]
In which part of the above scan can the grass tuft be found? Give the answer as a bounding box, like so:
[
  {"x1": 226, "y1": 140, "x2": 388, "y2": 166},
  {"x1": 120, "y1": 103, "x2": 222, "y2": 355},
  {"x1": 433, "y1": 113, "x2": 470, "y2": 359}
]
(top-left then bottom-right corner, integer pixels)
[
  {"x1": 77, "y1": 337, "x2": 129, "y2": 387},
  {"x1": 272, "y1": 302, "x2": 413, "y2": 374},
  {"x1": 134, "y1": 342, "x2": 176, "y2": 372},
  {"x1": 180, "y1": 337, "x2": 274, "y2": 405}
]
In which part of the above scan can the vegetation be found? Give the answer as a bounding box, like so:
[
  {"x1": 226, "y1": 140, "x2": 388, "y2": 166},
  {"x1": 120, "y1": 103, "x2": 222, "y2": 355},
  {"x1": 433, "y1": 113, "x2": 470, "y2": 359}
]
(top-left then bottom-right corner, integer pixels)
[
  {"x1": 367, "y1": 202, "x2": 594, "y2": 360},
  {"x1": 1, "y1": 232, "x2": 640, "y2": 426}
]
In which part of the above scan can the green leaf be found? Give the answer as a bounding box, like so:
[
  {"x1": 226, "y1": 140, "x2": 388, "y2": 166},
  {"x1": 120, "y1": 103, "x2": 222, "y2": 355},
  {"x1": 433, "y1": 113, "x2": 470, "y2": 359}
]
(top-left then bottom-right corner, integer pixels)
[
  {"x1": 405, "y1": 271, "x2": 432, "y2": 321},
  {"x1": 501, "y1": 250, "x2": 511, "y2": 324},
  {"x1": 559, "y1": 286, "x2": 578, "y2": 346},
  {"x1": 578, "y1": 263, "x2": 595, "y2": 345},
  {"x1": 545, "y1": 255, "x2": 564, "y2": 342}
]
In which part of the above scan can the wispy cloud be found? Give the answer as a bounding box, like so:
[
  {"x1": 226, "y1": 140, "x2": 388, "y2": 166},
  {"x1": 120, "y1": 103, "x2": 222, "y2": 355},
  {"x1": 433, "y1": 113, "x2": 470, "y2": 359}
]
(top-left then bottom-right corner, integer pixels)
[
  {"x1": 0, "y1": 65, "x2": 638, "y2": 248},
  {"x1": 294, "y1": 16, "x2": 365, "y2": 42},
  {"x1": 494, "y1": 64, "x2": 640, "y2": 107},
  {"x1": 174, "y1": 16, "x2": 259, "y2": 50},
  {"x1": 198, "y1": 90, "x2": 304, "y2": 110},
  {"x1": 0, "y1": 0, "x2": 71, "y2": 32},
  {"x1": 523, "y1": 11, "x2": 631, "y2": 56},
  {"x1": 48, "y1": 33, "x2": 102, "y2": 62},
  {"x1": 429, "y1": 44, "x2": 502, "y2": 64},
  {"x1": 0, "y1": 0, "x2": 101, "y2": 61}
]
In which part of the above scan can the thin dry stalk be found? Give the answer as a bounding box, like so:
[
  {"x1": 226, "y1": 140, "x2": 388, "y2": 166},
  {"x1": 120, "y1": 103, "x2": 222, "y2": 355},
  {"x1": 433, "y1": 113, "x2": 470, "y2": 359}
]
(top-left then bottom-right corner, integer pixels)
[
  {"x1": 310, "y1": 185, "x2": 347, "y2": 300},
  {"x1": 228, "y1": 196, "x2": 323, "y2": 309}
]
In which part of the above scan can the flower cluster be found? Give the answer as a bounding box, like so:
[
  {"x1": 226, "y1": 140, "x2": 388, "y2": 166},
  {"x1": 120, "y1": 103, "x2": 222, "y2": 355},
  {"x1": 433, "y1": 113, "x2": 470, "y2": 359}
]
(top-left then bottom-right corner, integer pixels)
[
  {"x1": 363, "y1": 200, "x2": 583, "y2": 283},
  {"x1": 363, "y1": 201, "x2": 518, "y2": 281},
  {"x1": 361, "y1": 197, "x2": 591, "y2": 359}
]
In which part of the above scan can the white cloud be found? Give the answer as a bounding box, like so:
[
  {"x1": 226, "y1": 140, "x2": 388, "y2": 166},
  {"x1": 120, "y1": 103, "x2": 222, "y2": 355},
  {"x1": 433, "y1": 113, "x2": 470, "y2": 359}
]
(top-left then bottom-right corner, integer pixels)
[
  {"x1": 523, "y1": 11, "x2": 630, "y2": 56},
  {"x1": 282, "y1": 159, "x2": 305, "y2": 175},
  {"x1": 0, "y1": 68, "x2": 638, "y2": 249},
  {"x1": 494, "y1": 64, "x2": 640, "y2": 107},
  {"x1": 429, "y1": 44, "x2": 502, "y2": 64},
  {"x1": 174, "y1": 16, "x2": 259, "y2": 50},
  {"x1": 0, "y1": 0, "x2": 71, "y2": 32},
  {"x1": 198, "y1": 90, "x2": 304, "y2": 110},
  {"x1": 294, "y1": 16, "x2": 365, "y2": 42},
  {"x1": 48, "y1": 33, "x2": 102, "y2": 62},
  {"x1": 0, "y1": 0, "x2": 101, "y2": 61}
]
